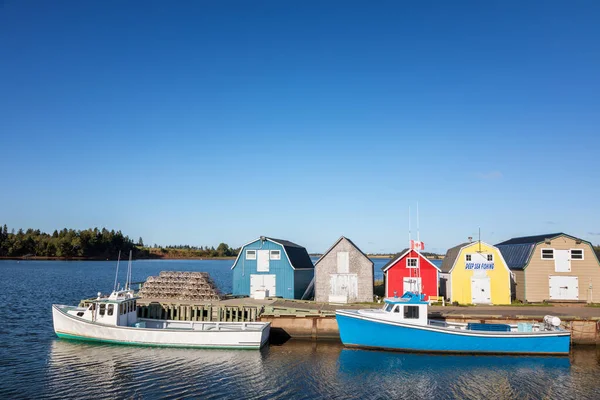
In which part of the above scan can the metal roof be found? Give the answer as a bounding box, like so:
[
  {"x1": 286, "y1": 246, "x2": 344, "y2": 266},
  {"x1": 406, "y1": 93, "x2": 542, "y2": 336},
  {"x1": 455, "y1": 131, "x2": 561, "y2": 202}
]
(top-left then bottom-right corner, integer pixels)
[
  {"x1": 495, "y1": 233, "x2": 565, "y2": 246},
  {"x1": 269, "y1": 238, "x2": 315, "y2": 269},
  {"x1": 440, "y1": 242, "x2": 470, "y2": 273},
  {"x1": 495, "y1": 243, "x2": 535, "y2": 270}
]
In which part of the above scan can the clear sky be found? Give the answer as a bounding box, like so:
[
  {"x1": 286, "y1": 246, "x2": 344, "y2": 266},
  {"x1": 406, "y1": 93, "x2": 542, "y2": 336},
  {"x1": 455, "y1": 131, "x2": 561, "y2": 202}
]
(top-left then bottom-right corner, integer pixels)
[{"x1": 1, "y1": 1, "x2": 599, "y2": 254}]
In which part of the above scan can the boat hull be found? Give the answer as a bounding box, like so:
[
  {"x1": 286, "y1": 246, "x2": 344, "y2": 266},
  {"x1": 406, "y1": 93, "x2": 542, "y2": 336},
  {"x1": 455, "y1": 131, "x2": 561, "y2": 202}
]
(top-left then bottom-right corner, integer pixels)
[
  {"x1": 336, "y1": 311, "x2": 570, "y2": 355},
  {"x1": 53, "y1": 305, "x2": 270, "y2": 349}
]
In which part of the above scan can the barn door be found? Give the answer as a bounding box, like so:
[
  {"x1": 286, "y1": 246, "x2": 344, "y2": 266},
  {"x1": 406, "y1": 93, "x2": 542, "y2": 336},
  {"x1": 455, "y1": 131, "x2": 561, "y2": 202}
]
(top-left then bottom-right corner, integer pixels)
[
  {"x1": 250, "y1": 274, "x2": 276, "y2": 296},
  {"x1": 403, "y1": 277, "x2": 422, "y2": 293},
  {"x1": 549, "y1": 276, "x2": 578, "y2": 300},
  {"x1": 471, "y1": 277, "x2": 491, "y2": 304},
  {"x1": 329, "y1": 274, "x2": 357, "y2": 303}
]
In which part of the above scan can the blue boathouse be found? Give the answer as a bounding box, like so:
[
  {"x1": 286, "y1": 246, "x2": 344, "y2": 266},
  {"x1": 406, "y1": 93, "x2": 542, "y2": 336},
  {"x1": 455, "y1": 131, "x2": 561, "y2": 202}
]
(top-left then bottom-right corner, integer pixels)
[{"x1": 231, "y1": 236, "x2": 314, "y2": 299}]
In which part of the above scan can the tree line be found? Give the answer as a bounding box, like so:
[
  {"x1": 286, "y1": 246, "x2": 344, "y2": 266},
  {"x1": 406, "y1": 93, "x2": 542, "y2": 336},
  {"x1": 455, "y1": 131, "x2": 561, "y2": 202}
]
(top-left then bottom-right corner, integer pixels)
[{"x1": 0, "y1": 225, "x2": 239, "y2": 259}]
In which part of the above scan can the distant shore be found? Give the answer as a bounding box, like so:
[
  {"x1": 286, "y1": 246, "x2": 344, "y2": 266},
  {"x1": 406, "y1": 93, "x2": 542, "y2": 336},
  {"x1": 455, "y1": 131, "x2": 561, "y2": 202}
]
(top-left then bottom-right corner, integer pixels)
[{"x1": 0, "y1": 255, "x2": 237, "y2": 261}]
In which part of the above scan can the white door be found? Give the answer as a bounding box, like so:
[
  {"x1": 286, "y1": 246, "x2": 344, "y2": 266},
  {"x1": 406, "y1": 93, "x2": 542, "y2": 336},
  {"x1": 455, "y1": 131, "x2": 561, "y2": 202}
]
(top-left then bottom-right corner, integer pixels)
[
  {"x1": 250, "y1": 274, "x2": 276, "y2": 296},
  {"x1": 257, "y1": 250, "x2": 270, "y2": 272},
  {"x1": 329, "y1": 274, "x2": 357, "y2": 303},
  {"x1": 554, "y1": 250, "x2": 571, "y2": 272},
  {"x1": 549, "y1": 276, "x2": 578, "y2": 300},
  {"x1": 403, "y1": 277, "x2": 422, "y2": 293},
  {"x1": 471, "y1": 277, "x2": 491, "y2": 304}
]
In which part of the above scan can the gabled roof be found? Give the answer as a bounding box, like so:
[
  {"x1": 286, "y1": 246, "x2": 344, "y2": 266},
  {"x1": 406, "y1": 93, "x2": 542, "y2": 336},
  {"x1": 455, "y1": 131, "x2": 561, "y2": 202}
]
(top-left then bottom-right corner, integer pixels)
[
  {"x1": 440, "y1": 242, "x2": 469, "y2": 273},
  {"x1": 231, "y1": 237, "x2": 314, "y2": 270},
  {"x1": 495, "y1": 232, "x2": 590, "y2": 270},
  {"x1": 381, "y1": 249, "x2": 441, "y2": 272},
  {"x1": 314, "y1": 236, "x2": 373, "y2": 267}
]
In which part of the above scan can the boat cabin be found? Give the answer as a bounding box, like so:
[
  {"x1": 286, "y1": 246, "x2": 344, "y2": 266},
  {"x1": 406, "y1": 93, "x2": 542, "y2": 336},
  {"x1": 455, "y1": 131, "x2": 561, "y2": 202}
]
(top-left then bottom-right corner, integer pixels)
[
  {"x1": 66, "y1": 290, "x2": 139, "y2": 327},
  {"x1": 377, "y1": 292, "x2": 429, "y2": 326}
]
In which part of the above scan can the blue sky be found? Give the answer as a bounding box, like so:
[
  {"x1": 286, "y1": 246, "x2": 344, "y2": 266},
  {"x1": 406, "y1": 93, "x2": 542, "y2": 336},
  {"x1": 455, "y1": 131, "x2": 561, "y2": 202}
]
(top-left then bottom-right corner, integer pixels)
[{"x1": 1, "y1": 1, "x2": 599, "y2": 254}]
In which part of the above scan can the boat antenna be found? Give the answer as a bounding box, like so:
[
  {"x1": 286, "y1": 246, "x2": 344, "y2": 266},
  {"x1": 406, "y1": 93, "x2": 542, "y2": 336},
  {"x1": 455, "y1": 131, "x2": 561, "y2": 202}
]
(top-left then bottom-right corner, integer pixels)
[
  {"x1": 113, "y1": 250, "x2": 121, "y2": 292},
  {"x1": 417, "y1": 201, "x2": 420, "y2": 245},
  {"x1": 408, "y1": 206, "x2": 411, "y2": 248},
  {"x1": 126, "y1": 250, "x2": 133, "y2": 290}
]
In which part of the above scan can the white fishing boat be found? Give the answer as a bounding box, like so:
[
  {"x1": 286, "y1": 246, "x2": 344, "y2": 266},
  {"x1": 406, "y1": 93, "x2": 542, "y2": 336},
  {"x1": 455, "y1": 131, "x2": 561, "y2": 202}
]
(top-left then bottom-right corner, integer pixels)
[{"x1": 52, "y1": 252, "x2": 270, "y2": 349}]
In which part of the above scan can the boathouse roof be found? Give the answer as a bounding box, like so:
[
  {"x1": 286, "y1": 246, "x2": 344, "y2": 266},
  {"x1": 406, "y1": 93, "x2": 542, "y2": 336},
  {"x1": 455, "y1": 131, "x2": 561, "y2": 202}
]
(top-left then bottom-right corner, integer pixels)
[
  {"x1": 440, "y1": 242, "x2": 470, "y2": 273},
  {"x1": 232, "y1": 237, "x2": 314, "y2": 270},
  {"x1": 381, "y1": 249, "x2": 441, "y2": 272},
  {"x1": 495, "y1": 233, "x2": 588, "y2": 270},
  {"x1": 315, "y1": 236, "x2": 372, "y2": 267}
]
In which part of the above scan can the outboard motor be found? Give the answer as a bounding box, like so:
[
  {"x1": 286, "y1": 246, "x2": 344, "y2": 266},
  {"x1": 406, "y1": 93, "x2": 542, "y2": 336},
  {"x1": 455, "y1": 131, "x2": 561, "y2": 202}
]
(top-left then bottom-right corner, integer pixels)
[{"x1": 543, "y1": 315, "x2": 561, "y2": 330}]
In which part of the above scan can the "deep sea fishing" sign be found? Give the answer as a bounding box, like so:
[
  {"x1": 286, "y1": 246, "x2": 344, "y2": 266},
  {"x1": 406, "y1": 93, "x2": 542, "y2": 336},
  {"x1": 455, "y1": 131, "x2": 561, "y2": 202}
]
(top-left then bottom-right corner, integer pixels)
[{"x1": 465, "y1": 262, "x2": 494, "y2": 270}]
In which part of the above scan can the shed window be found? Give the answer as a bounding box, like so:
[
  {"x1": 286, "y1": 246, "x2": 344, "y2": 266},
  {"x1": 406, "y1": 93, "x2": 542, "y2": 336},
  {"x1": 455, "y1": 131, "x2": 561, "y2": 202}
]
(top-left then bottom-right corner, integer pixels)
[
  {"x1": 487, "y1": 254, "x2": 493, "y2": 262},
  {"x1": 406, "y1": 258, "x2": 418, "y2": 268},
  {"x1": 270, "y1": 250, "x2": 281, "y2": 260},
  {"x1": 404, "y1": 306, "x2": 419, "y2": 319},
  {"x1": 541, "y1": 249, "x2": 554, "y2": 260},
  {"x1": 246, "y1": 250, "x2": 257, "y2": 260},
  {"x1": 466, "y1": 254, "x2": 472, "y2": 262},
  {"x1": 570, "y1": 249, "x2": 583, "y2": 260},
  {"x1": 107, "y1": 304, "x2": 114, "y2": 316}
]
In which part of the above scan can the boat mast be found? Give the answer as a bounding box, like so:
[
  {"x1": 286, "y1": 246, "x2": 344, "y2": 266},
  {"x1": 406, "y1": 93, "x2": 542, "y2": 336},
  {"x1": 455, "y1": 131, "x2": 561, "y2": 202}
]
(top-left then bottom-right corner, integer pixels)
[
  {"x1": 113, "y1": 250, "x2": 121, "y2": 292},
  {"x1": 126, "y1": 250, "x2": 133, "y2": 290},
  {"x1": 416, "y1": 201, "x2": 421, "y2": 295}
]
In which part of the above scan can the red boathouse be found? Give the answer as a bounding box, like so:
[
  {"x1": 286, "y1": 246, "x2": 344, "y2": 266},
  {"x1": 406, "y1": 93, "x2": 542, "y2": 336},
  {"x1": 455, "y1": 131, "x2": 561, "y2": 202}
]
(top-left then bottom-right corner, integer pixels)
[{"x1": 382, "y1": 249, "x2": 440, "y2": 300}]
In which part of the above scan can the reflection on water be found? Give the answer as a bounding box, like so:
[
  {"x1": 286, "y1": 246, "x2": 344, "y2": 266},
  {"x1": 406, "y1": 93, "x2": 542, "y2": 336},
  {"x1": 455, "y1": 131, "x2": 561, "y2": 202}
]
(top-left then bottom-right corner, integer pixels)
[
  {"x1": 0, "y1": 260, "x2": 598, "y2": 400},
  {"x1": 40, "y1": 340, "x2": 600, "y2": 400}
]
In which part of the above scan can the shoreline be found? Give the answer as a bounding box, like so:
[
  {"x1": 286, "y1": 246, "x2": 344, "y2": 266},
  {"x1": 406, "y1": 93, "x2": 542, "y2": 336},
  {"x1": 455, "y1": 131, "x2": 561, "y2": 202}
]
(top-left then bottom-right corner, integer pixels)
[{"x1": 0, "y1": 256, "x2": 238, "y2": 261}]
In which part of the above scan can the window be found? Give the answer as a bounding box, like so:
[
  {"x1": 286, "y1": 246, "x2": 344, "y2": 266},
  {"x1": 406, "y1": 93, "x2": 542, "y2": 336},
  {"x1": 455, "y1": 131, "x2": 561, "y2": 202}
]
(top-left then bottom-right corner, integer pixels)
[
  {"x1": 270, "y1": 250, "x2": 281, "y2": 260},
  {"x1": 246, "y1": 250, "x2": 257, "y2": 260},
  {"x1": 406, "y1": 258, "x2": 418, "y2": 268},
  {"x1": 466, "y1": 254, "x2": 472, "y2": 262},
  {"x1": 119, "y1": 304, "x2": 124, "y2": 315},
  {"x1": 570, "y1": 249, "x2": 584, "y2": 260},
  {"x1": 77, "y1": 311, "x2": 84, "y2": 317},
  {"x1": 487, "y1": 254, "x2": 493, "y2": 262},
  {"x1": 385, "y1": 303, "x2": 393, "y2": 312},
  {"x1": 404, "y1": 306, "x2": 420, "y2": 319},
  {"x1": 393, "y1": 305, "x2": 400, "y2": 313},
  {"x1": 99, "y1": 304, "x2": 106, "y2": 316},
  {"x1": 541, "y1": 249, "x2": 554, "y2": 260},
  {"x1": 108, "y1": 304, "x2": 114, "y2": 316}
]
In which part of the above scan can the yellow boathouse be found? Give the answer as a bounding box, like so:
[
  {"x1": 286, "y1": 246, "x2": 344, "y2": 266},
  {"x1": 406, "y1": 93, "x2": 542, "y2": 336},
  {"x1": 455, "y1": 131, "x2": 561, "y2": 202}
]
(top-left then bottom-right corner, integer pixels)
[{"x1": 440, "y1": 241, "x2": 512, "y2": 305}]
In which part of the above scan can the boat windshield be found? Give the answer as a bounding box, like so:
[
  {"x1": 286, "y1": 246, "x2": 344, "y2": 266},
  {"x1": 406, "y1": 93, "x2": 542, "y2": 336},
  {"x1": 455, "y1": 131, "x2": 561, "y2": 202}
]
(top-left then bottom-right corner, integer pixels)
[{"x1": 384, "y1": 303, "x2": 394, "y2": 312}]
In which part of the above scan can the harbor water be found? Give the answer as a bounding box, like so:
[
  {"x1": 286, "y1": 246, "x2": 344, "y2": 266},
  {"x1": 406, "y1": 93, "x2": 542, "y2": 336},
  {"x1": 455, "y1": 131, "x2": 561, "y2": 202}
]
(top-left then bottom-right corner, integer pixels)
[{"x1": 1, "y1": 259, "x2": 599, "y2": 399}]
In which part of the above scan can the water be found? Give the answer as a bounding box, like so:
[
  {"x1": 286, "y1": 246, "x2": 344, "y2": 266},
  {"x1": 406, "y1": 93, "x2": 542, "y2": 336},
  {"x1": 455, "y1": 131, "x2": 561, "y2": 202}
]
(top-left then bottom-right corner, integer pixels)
[{"x1": 1, "y1": 260, "x2": 599, "y2": 399}]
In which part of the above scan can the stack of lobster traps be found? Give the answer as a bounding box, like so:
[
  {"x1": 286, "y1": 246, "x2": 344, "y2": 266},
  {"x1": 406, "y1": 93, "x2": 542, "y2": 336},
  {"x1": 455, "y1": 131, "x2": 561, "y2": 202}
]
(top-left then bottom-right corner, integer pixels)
[{"x1": 138, "y1": 271, "x2": 222, "y2": 301}]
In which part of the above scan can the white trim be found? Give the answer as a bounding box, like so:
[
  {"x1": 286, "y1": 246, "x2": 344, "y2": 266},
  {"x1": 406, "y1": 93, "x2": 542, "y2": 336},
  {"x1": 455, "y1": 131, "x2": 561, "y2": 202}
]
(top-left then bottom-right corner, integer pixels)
[
  {"x1": 246, "y1": 249, "x2": 257, "y2": 260},
  {"x1": 269, "y1": 249, "x2": 281, "y2": 260},
  {"x1": 406, "y1": 257, "x2": 418, "y2": 268},
  {"x1": 541, "y1": 248, "x2": 555, "y2": 260},
  {"x1": 231, "y1": 237, "x2": 312, "y2": 270},
  {"x1": 381, "y1": 249, "x2": 441, "y2": 273},
  {"x1": 570, "y1": 249, "x2": 584, "y2": 260}
]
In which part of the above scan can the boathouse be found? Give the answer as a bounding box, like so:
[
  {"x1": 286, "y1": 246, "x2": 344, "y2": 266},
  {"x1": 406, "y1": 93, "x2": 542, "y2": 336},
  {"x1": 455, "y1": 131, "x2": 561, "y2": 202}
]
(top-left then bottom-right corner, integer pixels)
[
  {"x1": 440, "y1": 241, "x2": 511, "y2": 305},
  {"x1": 231, "y1": 236, "x2": 314, "y2": 300},
  {"x1": 313, "y1": 236, "x2": 373, "y2": 303},
  {"x1": 382, "y1": 249, "x2": 440, "y2": 300},
  {"x1": 496, "y1": 233, "x2": 600, "y2": 302}
]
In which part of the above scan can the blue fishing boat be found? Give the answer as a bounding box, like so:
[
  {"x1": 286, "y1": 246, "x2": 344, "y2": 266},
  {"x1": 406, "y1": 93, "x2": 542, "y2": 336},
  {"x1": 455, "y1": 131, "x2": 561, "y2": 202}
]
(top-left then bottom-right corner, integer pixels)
[{"x1": 336, "y1": 292, "x2": 570, "y2": 355}]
